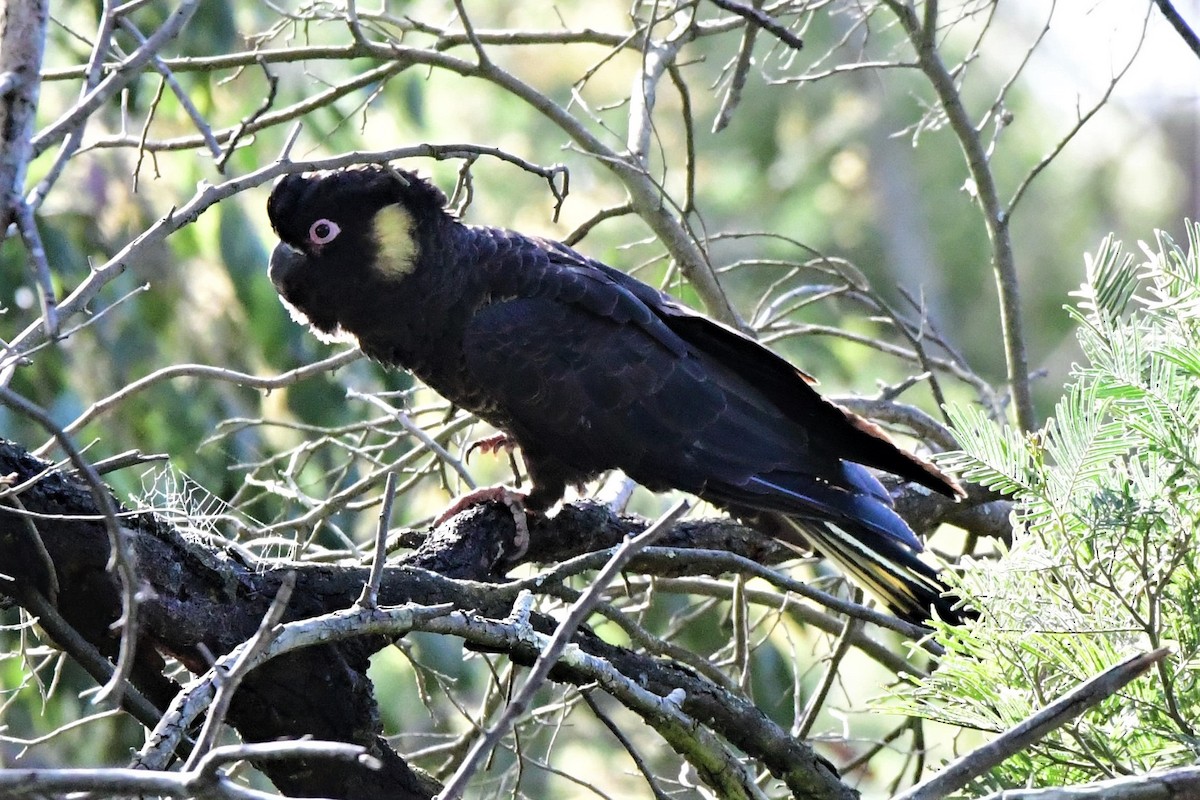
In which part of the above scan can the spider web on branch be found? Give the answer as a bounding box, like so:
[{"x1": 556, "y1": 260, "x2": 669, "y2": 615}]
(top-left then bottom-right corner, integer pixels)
[{"x1": 136, "y1": 464, "x2": 284, "y2": 556}]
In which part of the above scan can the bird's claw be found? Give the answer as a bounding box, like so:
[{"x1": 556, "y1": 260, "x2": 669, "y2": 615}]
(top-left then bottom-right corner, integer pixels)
[
  {"x1": 434, "y1": 485, "x2": 531, "y2": 558},
  {"x1": 465, "y1": 433, "x2": 524, "y2": 490},
  {"x1": 466, "y1": 433, "x2": 514, "y2": 462}
]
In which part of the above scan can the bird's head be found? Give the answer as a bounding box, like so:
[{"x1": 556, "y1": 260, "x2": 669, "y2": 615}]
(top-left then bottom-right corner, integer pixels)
[{"x1": 265, "y1": 165, "x2": 450, "y2": 339}]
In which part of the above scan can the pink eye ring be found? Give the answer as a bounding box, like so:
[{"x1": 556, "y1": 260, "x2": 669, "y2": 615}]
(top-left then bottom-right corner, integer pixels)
[{"x1": 309, "y1": 219, "x2": 340, "y2": 245}]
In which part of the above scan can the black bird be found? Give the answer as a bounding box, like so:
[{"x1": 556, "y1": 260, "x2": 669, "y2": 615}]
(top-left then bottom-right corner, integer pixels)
[{"x1": 266, "y1": 166, "x2": 968, "y2": 625}]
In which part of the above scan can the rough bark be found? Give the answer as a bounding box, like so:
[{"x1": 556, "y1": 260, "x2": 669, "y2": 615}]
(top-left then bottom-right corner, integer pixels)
[{"x1": 0, "y1": 0, "x2": 47, "y2": 231}]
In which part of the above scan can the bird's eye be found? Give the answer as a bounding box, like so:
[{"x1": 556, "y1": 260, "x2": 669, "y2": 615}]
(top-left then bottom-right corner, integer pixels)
[{"x1": 308, "y1": 219, "x2": 341, "y2": 245}]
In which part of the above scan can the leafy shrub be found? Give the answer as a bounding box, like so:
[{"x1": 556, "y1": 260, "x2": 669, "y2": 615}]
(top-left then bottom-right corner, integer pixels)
[{"x1": 893, "y1": 223, "x2": 1200, "y2": 793}]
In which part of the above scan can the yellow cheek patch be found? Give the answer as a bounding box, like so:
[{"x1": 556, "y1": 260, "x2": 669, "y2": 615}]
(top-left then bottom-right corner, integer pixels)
[{"x1": 370, "y1": 205, "x2": 420, "y2": 277}]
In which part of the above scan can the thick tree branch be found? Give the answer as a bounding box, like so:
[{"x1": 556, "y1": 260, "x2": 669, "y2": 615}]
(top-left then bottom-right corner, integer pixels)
[
  {"x1": 0, "y1": 439, "x2": 854, "y2": 800},
  {"x1": 0, "y1": 0, "x2": 46, "y2": 233},
  {"x1": 1152, "y1": 0, "x2": 1200, "y2": 59},
  {"x1": 979, "y1": 765, "x2": 1200, "y2": 800},
  {"x1": 0, "y1": 742, "x2": 372, "y2": 800},
  {"x1": 0, "y1": 0, "x2": 53, "y2": 334}
]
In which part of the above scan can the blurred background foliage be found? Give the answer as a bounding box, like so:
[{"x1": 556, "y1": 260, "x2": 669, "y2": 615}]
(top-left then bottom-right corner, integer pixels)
[{"x1": 1, "y1": 0, "x2": 1197, "y2": 797}]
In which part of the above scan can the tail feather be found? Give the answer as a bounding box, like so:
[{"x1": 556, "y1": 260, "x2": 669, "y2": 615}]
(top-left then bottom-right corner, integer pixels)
[
  {"x1": 767, "y1": 513, "x2": 968, "y2": 625},
  {"x1": 743, "y1": 474, "x2": 924, "y2": 550},
  {"x1": 706, "y1": 468, "x2": 970, "y2": 625}
]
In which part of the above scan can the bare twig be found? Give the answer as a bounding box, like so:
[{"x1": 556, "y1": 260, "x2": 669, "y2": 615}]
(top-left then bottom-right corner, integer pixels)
[
  {"x1": 712, "y1": 0, "x2": 763, "y2": 133},
  {"x1": 13, "y1": 199, "x2": 57, "y2": 336},
  {"x1": 0, "y1": 386, "x2": 142, "y2": 708},
  {"x1": 708, "y1": 0, "x2": 804, "y2": 51},
  {"x1": 581, "y1": 692, "x2": 674, "y2": 800},
  {"x1": 644, "y1": 575, "x2": 926, "y2": 678},
  {"x1": 30, "y1": 0, "x2": 201, "y2": 157},
  {"x1": 16, "y1": 588, "x2": 163, "y2": 733},
  {"x1": 883, "y1": 0, "x2": 1035, "y2": 431},
  {"x1": 37, "y1": 349, "x2": 362, "y2": 458},
  {"x1": 38, "y1": 0, "x2": 127, "y2": 204},
  {"x1": 357, "y1": 472, "x2": 399, "y2": 610},
  {"x1": 86, "y1": 449, "x2": 169, "y2": 475},
  {"x1": 216, "y1": 59, "x2": 277, "y2": 171},
  {"x1": 519, "y1": 542, "x2": 942, "y2": 645},
  {"x1": 792, "y1": 601, "x2": 861, "y2": 740},
  {"x1": 629, "y1": 12, "x2": 695, "y2": 166},
  {"x1": 348, "y1": 390, "x2": 476, "y2": 489},
  {"x1": 436, "y1": 499, "x2": 691, "y2": 799},
  {"x1": 452, "y1": 0, "x2": 490, "y2": 66},
  {"x1": 1006, "y1": 10, "x2": 1149, "y2": 216},
  {"x1": 185, "y1": 573, "x2": 298, "y2": 769},
  {"x1": 563, "y1": 202, "x2": 634, "y2": 246},
  {"x1": 116, "y1": 16, "x2": 223, "y2": 161},
  {"x1": 90, "y1": 60, "x2": 406, "y2": 155},
  {"x1": 137, "y1": 600, "x2": 454, "y2": 770},
  {"x1": 832, "y1": 397, "x2": 959, "y2": 452},
  {"x1": 428, "y1": 601, "x2": 778, "y2": 799}
]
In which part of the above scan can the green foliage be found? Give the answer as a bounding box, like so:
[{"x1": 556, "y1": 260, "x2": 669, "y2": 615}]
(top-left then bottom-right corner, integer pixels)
[{"x1": 893, "y1": 223, "x2": 1200, "y2": 793}]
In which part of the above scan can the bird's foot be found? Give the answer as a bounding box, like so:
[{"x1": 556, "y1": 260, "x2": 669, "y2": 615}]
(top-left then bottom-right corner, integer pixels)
[
  {"x1": 465, "y1": 433, "x2": 523, "y2": 489},
  {"x1": 466, "y1": 432, "x2": 514, "y2": 462},
  {"x1": 434, "y1": 485, "x2": 531, "y2": 558}
]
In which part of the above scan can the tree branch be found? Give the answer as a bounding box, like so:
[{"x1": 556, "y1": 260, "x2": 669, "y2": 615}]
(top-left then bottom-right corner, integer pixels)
[
  {"x1": 884, "y1": 0, "x2": 1036, "y2": 431},
  {"x1": 0, "y1": 438, "x2": 853, "y2": 799},
  {"x1": 1151, "y1": 0, "x2": 1200, "y2": 59},
  {"x1": 896, "y1": 648, "x2": 1170, "y2": 800}
]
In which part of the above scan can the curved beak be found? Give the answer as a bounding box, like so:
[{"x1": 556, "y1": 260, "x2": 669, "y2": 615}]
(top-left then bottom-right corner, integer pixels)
[{"x1": 268, "y1": 242, "x2": 305, "y2": 289}]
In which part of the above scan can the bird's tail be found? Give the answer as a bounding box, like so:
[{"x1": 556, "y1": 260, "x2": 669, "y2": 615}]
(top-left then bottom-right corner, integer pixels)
[{"x1": 764, "y1": 512, "x2": 968, "y2": 626}]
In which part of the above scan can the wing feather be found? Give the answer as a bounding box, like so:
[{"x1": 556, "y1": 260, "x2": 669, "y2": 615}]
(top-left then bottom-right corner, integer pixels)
[{"x1": 459, "y1": 234, "x2": 966, "y2": 623}]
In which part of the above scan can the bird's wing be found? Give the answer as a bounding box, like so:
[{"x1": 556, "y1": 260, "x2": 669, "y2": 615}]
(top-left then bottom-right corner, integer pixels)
[
  {"x1": 462, "y1": 292, "x2": 737, "y2": 495},
  {"x1": 463, "y1": 246, "x2": 926, "y2": 551},
  {"x1": 464, "y1": 238, "x2": 970, "y2": 622},
  {"x1": 596, "y1": 266, "x2": 962, "y2": 498},
  {"x1": 534, "y1": 240, "x2": 962, "y2": 499}
]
